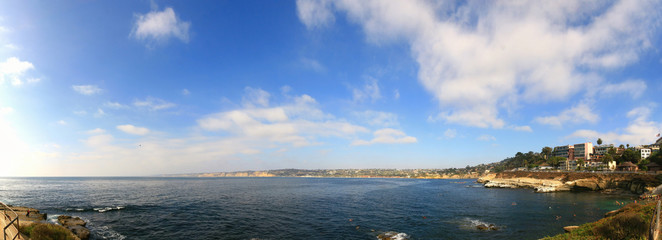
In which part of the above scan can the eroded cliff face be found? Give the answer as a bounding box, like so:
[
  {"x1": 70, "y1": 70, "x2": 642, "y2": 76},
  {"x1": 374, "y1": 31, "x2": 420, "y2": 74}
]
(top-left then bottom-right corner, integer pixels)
[{"x1": 477, "y1": 172, "x2": 656, "y2": 194}]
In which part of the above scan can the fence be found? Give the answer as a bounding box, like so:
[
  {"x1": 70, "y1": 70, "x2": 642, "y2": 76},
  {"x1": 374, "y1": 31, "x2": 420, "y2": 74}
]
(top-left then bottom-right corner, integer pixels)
[
  {"x1": 0, "y1": 202, "x2": 20, "y2": 240},
  {"x1": 650, "y1": 200, "x2": 661, "y2": 240}
]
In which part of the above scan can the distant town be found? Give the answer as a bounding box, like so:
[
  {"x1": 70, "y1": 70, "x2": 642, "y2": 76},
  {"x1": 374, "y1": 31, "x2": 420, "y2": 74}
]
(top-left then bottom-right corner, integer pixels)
[{"x1": 168, "y1": 137, "x2": 662, "y2": 179}]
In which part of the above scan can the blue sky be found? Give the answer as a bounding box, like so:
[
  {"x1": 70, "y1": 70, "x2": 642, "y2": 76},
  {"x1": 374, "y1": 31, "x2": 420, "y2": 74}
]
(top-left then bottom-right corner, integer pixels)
[{"x1": 1, "y1": 0, "x2": 661, "y2": 176}]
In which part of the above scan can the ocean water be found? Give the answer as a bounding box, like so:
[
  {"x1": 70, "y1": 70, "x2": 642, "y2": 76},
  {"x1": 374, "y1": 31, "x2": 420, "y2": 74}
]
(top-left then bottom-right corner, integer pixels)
[{"x1": 0, "y1": 177, "x2": 633, "y2": 240}]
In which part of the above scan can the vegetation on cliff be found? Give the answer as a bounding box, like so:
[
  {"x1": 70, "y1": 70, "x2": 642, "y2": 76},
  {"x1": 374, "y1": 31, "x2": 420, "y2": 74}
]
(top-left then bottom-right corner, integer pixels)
[
  {"x1": 20, "y1": 223, "x2": 78, "y2": 240},
  {"x1": 542, "y1": 201, "x2": 655, "y2": 240}
]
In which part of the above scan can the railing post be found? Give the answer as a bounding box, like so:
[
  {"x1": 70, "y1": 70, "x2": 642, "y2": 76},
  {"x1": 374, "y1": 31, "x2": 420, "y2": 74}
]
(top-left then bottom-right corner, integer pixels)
[{"x1": 657, "y1": 200, "x2": 661, "y2": 240}]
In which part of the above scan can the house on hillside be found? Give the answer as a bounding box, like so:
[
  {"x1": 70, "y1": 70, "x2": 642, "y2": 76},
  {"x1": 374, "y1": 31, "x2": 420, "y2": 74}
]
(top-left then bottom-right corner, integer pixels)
[
  {"x1": 640, "y1": 148, "x2": 652, "y2": 159},
  {"x1": 538, "y1": 163, "x2": 554, "y2": 170},
  {"x1": 646, "y1": 162, "x2": 662, "y2": 172},
  {"x1": 616, "y1": 162, "x2": 638, "y2": 171}
]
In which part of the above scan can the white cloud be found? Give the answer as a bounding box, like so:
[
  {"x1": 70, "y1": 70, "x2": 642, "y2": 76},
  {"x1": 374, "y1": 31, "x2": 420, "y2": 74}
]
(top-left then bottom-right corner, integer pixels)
[
  {"x1": 104, "y1": 101, "x2": 126, "y2": 109},
  {"x1": 298, "y1": 0, "x2": 661, "y2": 128},
  {"x1": 598, "y1": 79, "x2": 647, "y2": 99},
  {"x1": 74, "y1": 110, "x2": 87, "y2": 116},
  {"x1": 393, "y1": 89, "x2": 400, "y2": 100},
  {"x1": 300, "y1": 57, "x2": 326, "y2": 72},
  {"x1": 352, "y1": 77, "x2": 381, "y2": 103},
  {"x1": 0, "y1": 57, "x2": 34, "y2": 86},
  {"x1": 567, "y1": 106, "x2": 662, "y2": 146},
  {"x1": 133, "y1": 97, "x2": 175, "y2": 111},
  {"x1": 4, "y1": 44, "x2": 18, "y2": 50},
  {"x1": 131, "y1": 7, "x2": 191, "y2": 47},
  {"x1": 477, "y1": 134, "x2": 496, "y2": 141},
  {"x1": 57, "y1": 120, "x2": 67, "y2": 125},
  {"x1": 296, "y1": 0, "x2": 335, "y2": 29},
  {"x1": 242, "y1": 87, "x2": 271, "y2": 107},
  {"x1": 354, "y1": 110, "x2": 399, "y2": 127},
  {"x1": 94, "y1": 108, "x2": 105, "y2": 118},
  {"x1": 117, "y1": 124, "x2": 150, "y2": 136},
  {"x1": 85, "y1": 128, "x2": 106, "y2": 135},
  {"x1": 72, "y1": 85, "x2": 102, "y2": 95},
  {"x1": 352, "y1": 128, "x2": 417, "y2": 146},
  {"x1": 198, "y1": 90, "x2": 368, "y2": 148},
  {"x1": 509, "y1": 125, "x2": 533, "y2": 132},
  {"x1": 444, "y1": 128, "x2": 457, "y2": 139},
  {"x1": 535, "y1": 103, "x2": 599, "y2": 127},
  {"x1": 0, "y1": 107, "x2": 13, "y2": 115},
  {"x1": 182, "y1": 89, "x2": 190, "y2": 96}
]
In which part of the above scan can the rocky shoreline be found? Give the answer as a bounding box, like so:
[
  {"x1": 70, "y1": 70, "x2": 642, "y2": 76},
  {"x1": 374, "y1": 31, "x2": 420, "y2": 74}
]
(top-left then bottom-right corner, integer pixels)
[
  {"x1": 478, "y1": 172, "x2": 656, "y2": 194},
  {"x1": 1, "y1": 205, "x2": 90, "y2": 240}
]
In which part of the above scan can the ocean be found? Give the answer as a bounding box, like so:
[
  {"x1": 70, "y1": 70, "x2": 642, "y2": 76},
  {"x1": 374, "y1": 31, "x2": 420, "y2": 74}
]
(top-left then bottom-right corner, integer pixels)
[{"x1": 0, "y1": 177, "x2": 633, "y2": 239}]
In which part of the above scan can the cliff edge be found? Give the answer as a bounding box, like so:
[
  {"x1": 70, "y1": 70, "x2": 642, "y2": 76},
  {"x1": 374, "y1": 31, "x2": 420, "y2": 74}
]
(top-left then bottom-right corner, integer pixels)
[{"x1": 477, "y1": 172, "x2": 658, "y2": 194}]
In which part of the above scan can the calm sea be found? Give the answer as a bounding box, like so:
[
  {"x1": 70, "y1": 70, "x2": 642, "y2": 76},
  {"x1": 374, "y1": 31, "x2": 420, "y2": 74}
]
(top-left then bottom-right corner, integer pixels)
[{"x1": 0, "y1": 177, "x2": 633, "y2": 239}]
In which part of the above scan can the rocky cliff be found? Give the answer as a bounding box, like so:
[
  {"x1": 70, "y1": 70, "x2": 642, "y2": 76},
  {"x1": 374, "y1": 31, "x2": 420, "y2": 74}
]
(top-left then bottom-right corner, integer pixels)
[{"x1": 477, "y1": 172, "x2": 657, "y2": 194}]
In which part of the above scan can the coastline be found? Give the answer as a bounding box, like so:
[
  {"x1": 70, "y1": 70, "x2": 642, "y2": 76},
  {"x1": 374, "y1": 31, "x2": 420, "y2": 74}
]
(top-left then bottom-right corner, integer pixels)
[
  {"x1": 0, "y1": 204, "x2": 90, "y2": 240},
  {"x1": 477, "y1": 171, "x2": 657, "y2": 194}
]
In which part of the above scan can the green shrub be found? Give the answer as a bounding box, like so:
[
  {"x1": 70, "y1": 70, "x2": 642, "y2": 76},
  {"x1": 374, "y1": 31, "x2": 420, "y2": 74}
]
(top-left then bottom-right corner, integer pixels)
[
  {"x1": 20, "y1": 223, "x2": 76, "y2": 240},
  {"x1": 593, "y1": 212, "x2": 647, "y2": 240}
]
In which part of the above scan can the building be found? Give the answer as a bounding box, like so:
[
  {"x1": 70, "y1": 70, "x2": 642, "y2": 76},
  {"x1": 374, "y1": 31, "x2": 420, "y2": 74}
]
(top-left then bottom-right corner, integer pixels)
[
  {"x1": 573, "y1": 142, "x2": 593, "y2": 161},
  {"x1": 617, "y1": 162, "x2": 638, "y2": 171},
  {"x1": 594, "y1": 144, "x2": 613, "y2": 155},
  {"x1": 646, "y1": 162, "x2": 662, "y2": 172},
  {"x1": 641, "y1": 148, "x2": 652, "y2": 159},
  {"x1": 552, "y1": 145, "x2": 573, "y2": 159}
]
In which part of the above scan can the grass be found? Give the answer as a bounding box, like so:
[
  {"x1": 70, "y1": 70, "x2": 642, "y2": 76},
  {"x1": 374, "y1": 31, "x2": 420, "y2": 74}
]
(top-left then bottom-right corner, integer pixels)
[
  {"x1": 19, "y1": 222, "x2": 77, "y2": 240},
  {"x1": 541, "y1": 201, "x2": 656, "y2": 240}
]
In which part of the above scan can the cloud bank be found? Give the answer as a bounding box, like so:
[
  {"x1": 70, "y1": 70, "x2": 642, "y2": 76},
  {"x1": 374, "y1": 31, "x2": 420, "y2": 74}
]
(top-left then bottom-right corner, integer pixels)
[{"x1": 297, "y1": 0, "x2": 661, "y2": 129}]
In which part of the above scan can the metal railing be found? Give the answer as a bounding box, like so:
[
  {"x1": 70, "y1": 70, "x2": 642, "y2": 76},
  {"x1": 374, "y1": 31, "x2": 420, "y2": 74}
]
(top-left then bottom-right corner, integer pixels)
[
  {"x1": 0, "y1": 202, "x2": 20, "y2": 240},
  {"x1": 650, "y1": 200, "x2": 661, "y2": 240}
]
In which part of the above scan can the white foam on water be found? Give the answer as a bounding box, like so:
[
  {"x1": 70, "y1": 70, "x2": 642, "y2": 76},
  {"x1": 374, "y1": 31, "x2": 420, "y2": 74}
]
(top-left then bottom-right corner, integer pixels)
[
  {"x1": 390, "y1": 233, "x2": 410, "y2": 240},
  {"x1": 94, "y1": 225, "x2": 126, "y2": 240},
  {"x1": 95, "y1": 206, "x2": 125, "y2": 213}
]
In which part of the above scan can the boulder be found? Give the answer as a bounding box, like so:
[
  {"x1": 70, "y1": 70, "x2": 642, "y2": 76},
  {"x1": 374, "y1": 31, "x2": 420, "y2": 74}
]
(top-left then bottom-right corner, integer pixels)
[
  {"x1": 58, "y1": 215, "x2": 86, "y2": 227},
  {"x1": 563, "y1": 226, "x2": 580, "y2": 233},
  {"x1": 476, "y1": 224, "x2": 489, "y2": 230},
  {"x1": 476, "y1": 224, "x2": 499, "y2": 231},
  {"x1": 57, "y1": 215, "x2": 89, "y2": 240},
  {"x1": 69, "y1": 225, "x2": 90, "y2": 240},
  {"x1": 377, "y1": 231, "x2": 410, "y2": 240}
]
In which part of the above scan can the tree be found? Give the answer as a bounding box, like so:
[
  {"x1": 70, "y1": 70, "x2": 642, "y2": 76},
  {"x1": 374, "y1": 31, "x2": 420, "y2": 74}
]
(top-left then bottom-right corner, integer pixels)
[
  {"x1": 619, "y1": 144, "x2": 625, "y2": 149},
  {"x1": 542, "y1": 146, "x2": 553, "y2": 160},
  {"x1": 577, "y1": 159, "x2": 585, "y2": 170},
  {"x1": 548, "y1": 156, "x2": 565, "y2": 168},
  {"x1": 627, "y1": 144, "x2": 630, "y2": 148},
  {"x1": 650, "y1": 151, "x2": 662, "y2": 165},
  {"x1": 597, "y1": 138, "x2": 603, "y2": 145},
  {"x1": 618, "y1": 148, "x2": 640, "y2": 164},
  {"x1": 602, "y1": 154, "x2": 614, "y2": 164},
  {"x1": 608, "y1": 147, "x2": 617, "y2": 156},
  {"x1": 638, "y1": 158, "x2": 650, "y2": 171}
]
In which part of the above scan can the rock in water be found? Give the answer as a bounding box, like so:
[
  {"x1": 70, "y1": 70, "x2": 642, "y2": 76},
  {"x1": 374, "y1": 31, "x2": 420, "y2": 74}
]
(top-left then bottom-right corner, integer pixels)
[
  {"x1": 57, "y1": 215, "x2": 90, "y2": 240},
  {"x1": 563, "y1": 226, "x2": 580, "y2": 233},
  {"x1": 489, "y1": 224, "x2": 499, "y2": 230},
  {"x1": 58, "y1": 215, "x2": 87, "y2": 227},
  {"x1": 69, "y1": 225, "x2": 91, "y2": 240},
  {"x1": 377, "y1": 231, "x2": 410, "y2": 240},
  {"x1": 476, "y1": 223, "x2": 499, "y2": 231}
]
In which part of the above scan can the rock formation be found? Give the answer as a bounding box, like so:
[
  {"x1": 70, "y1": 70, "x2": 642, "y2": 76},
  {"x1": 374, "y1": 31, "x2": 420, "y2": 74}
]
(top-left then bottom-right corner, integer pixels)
[
  {"x1": 478, "y1": 172, "x2": 655, "y2": 194},
  {"x1": 58, "y1": 215, "x2": 90, "y2": 240}
]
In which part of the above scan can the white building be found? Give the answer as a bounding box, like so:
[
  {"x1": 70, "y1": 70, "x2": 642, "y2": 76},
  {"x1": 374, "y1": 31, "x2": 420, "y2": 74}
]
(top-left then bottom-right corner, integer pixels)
[{"x1": 641, "y1": 148, "x2": 652, "y2": 159}]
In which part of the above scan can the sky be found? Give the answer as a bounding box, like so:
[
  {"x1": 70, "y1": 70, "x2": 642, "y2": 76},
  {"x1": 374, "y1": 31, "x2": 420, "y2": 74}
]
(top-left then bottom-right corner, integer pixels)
[{"x1": 1, "y1": 0, "x2": 661, "y2": 176}]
